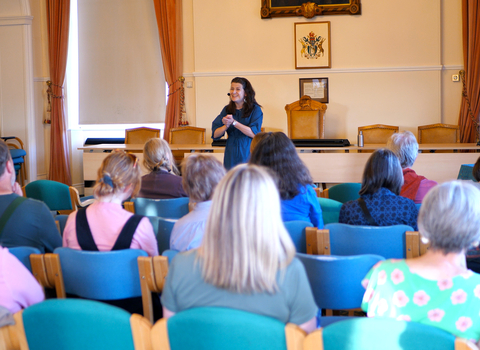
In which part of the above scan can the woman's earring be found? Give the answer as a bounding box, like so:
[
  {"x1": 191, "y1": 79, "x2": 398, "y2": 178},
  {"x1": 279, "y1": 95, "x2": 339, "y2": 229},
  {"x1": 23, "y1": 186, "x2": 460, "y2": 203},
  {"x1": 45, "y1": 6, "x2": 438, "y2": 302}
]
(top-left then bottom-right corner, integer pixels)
[
  {"x1": 421, "y1": 236, "x2": 430, "y2": 244},
  {"x1": 473, "y1": 241, "x2": 480, "y2": 248}
]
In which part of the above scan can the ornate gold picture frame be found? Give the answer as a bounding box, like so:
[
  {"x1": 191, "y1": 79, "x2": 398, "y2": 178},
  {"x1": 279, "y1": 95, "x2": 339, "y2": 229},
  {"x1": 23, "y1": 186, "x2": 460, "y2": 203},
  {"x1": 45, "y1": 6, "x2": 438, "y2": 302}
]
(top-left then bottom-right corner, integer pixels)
[
  {"x1": 261, "y1": 0, "x2": 360, "y2": 19},
  {"x1": 295, "y1": 22, "x2": 331, "y2": 69}
]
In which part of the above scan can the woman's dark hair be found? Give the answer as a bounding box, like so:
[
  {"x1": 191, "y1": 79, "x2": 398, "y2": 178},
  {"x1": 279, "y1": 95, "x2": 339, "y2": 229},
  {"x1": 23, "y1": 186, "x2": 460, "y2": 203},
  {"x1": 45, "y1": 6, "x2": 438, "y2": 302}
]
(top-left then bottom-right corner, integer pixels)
[
  {"x1": 359, "y1": 148, "x2": 404, "y2": 196},
  {"x1": 249, "y1": 132, "x2": 312, "y2": 200},
  {"x1": 226, "y1": 77, "x2": 261, "y2": 118}
]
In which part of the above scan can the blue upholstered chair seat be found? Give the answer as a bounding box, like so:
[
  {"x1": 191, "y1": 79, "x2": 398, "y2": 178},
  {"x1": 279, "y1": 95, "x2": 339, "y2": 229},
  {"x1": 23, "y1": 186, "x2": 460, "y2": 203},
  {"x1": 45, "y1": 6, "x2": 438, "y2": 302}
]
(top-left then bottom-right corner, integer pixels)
[{"x1": 10, "y1": 149, "x2": 26, "y2": 159}]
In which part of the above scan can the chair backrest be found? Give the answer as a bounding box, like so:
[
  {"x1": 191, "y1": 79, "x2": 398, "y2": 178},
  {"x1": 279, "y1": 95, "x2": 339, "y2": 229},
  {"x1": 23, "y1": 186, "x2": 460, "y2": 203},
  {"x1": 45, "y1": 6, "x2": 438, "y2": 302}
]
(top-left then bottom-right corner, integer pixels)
[
  {"x1": 151, "y1": 307, "x2": 303, "y2": 350},
  {"x1": 358, "y1": 124, "x2": 399, "y2": 144},
  {"x1": 325, "y1": 223, "x2": 414, "y2": 259},
  {"x1": 24, "y1": 179, "x2": 73, "y2": 213},
  {"x1": 147, "y1": 216, "x2": 177, "y2": 254},
  {"x1": 162, "y1": 249, "x2": 179, "y2": 264},
  {"x1": 284, "y1": 220, "x2": 314, "y2": 253},
  {"x1": 54, "y1": 247, "x2": 148, "y2": 300},
  {"x1": 317, "y1": 198, "x2": 342, "y2": 225},
  {"x1": 125, "y1": 127, "x2": 160, "y2": 144},
  {"x1": 15, "y1": 299, "x2": 151, "y2": 350},
  {"x1": 8, "y1": 246, "x2": 41, "y2": 271},
  {"x1": 327, "y1": 183, "x2": 361, "y2": 203},
  {"x1": 296, "y1": 253, "x2": 384, "y2": 311},
  {"x1": 132, "y1": 197, "x2": 189, "y2": 218},
  {"x1": 169, "y1": 126, "x2": 206, "y2": 144},
  {"x1": 285, "y1": 95, "x2": 327, "y2": 139},
  {"x1": 418, "y1": 123, "x2": 460, "y2": 144},
  {"x1": 304, "y1": 317, "x2": 466, "y2": 350}
]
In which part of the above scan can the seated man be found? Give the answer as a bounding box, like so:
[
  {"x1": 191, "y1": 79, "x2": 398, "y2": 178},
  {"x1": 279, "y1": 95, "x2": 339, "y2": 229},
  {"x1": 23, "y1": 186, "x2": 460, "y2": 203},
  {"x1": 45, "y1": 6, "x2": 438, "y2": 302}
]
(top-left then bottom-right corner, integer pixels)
[
  {"x1": 0, "y1": 140, "x2": 61, "y2": 253},
  {"x1": 387, "y1": 131, "x2": 437, "y2": 204}
]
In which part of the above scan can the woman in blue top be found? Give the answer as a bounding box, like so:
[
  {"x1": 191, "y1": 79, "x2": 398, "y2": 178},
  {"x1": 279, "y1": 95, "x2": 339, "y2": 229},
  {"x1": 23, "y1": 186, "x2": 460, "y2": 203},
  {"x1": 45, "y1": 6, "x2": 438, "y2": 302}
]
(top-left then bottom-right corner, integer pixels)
[
  {"x1": 249, "y1": 132, "x2": 323, "y2": 228},
  {"x1": 212, "y1": 77, "x2": 263, "y2": 170}
]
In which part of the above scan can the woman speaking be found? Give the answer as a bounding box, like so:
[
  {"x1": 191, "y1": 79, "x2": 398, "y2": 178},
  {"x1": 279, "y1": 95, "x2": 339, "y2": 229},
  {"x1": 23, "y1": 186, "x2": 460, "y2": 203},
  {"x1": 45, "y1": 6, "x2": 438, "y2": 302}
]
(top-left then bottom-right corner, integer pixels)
[{"x1": 212, "y1": 77, "x2": 263, "y2": 169}]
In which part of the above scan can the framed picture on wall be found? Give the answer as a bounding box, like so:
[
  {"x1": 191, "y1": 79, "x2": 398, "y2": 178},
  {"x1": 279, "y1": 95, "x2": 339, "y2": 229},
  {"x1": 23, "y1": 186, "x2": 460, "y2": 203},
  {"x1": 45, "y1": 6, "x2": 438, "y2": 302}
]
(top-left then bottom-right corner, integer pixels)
[
  {"x1": 295, "y1": 21, "x2": 331, "y2": 69},
  {"x1": 299, "y1": 78, "x2": 329, "y2": 103},
  {"x1": 261, "y1": 0, "x2": 361, "y2": 19}
]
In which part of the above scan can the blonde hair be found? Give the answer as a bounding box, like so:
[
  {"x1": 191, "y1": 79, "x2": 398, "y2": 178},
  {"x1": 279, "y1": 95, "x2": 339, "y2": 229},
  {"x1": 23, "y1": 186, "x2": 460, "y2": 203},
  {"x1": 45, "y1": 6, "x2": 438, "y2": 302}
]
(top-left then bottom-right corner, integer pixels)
[
  {"x1": 198, "y1": 164, "x2": 295, "y2": 294},
  {"x1": 94, "y1": 151, "x2": 141, "y2": 198},
  {"x1": 181, "y1": 154, "x2": 226, "y2": 202},
  {"x1": 143, "y1": 138, "x2": 179, "y2": 175}
]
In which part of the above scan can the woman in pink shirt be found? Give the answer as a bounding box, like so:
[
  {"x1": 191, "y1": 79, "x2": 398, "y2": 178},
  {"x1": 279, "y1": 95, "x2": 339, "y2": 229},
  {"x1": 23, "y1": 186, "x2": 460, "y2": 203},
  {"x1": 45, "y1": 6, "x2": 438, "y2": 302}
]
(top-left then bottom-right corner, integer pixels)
[
  {"x1": 63, "y1": 151, "x2": 158, "y2": 256},
  {"x1": 0, "y1": 246, "x2": 44, "y2": 313}
]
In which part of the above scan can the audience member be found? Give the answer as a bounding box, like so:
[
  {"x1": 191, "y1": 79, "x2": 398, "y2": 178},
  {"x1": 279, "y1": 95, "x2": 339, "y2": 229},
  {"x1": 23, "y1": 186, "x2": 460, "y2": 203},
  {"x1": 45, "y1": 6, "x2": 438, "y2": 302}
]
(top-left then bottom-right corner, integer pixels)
[
  {"x1": 170, "y1": 154, "x2": 226, "y2": 251},
  {"x1": 339, "y1": 148, "x2": 418, "y2": 230},
  {"x1": 63, "y1": 150, "x2": 157, "y2": 256},
  {"x1": 387, "y1": 131, "x2": 437, "y2": 203},
  {"x1": 362, "y1": 181, "x2": 480, "y2": 342},
  {"x1": 249, "y1": 131, "x2": 270, "y2": 153},
  {"x1": 0, "y1": 140, "x2": 61, "y2": 253},
  {"x1": 0, "y1": 246, "x2": 44, "y2": 313},
  {"x1": 249, "y1": 132, "x2": 323, "y2": 228},
  {"x1": 161, "y1": 165, "x2": 318, "y2": 333},
  {"x1": 137, "y1": 138, "x2": 187, "y2": 199}
]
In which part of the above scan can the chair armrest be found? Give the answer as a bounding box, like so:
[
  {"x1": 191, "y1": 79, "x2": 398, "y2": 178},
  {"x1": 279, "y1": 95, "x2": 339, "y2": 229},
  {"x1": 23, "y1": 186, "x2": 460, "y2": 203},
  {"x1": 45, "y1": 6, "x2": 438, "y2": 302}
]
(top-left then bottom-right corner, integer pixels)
[
  {"x1": 319, "y1": 188, "x2": 329, "y2": 198},
  {"x1": 44, "y1": 253, "x2": 66, "y2": 298},
  {"x1": 138, "y1": 256, "x2": 169, "y2": 324},
  {"x1": 285, "y1": 323, "x2": 306, "y2": 350},
  {"x1": 130, "y1": 314, "x2": 152, "y2": 350},
  {"x1": 306, "y1": 228, "x2": 330, "y2": 255}
]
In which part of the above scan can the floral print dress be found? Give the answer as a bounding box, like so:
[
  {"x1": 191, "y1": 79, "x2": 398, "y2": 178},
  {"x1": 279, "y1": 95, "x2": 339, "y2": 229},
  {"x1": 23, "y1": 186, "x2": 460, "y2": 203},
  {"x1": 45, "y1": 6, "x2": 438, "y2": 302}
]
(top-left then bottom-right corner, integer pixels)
[{"x1": 361, "y1": 259, "x2": 480, "y2": 342}]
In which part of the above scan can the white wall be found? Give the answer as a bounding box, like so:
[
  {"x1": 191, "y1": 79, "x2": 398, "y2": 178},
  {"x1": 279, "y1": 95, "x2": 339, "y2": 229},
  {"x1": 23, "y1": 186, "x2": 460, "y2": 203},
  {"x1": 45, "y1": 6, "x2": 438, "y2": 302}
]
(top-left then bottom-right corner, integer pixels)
[{"x1": 183, "y1": 0, "x2": 463, "y2": 143}]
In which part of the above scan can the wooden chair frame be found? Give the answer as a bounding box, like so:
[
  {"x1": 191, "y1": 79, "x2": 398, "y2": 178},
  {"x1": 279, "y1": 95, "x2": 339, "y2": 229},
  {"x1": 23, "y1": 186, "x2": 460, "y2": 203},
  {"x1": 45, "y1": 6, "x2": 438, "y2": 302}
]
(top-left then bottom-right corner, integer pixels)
[
  {"x1": 417, "y1": 123, "x2": 460, "y2": 144},
  {"x1": 358, "y1": 124, "x2": 399, "y2": 144},
  {"x1": 137, "y1": 256, "x2": 169, "y2": 324},
  {"x1": 29, "y1": 253, "x2": 66, "y2": 298},
  {"x1": 6, "y1": 137, "x2": 27, "y2": 186},
  {"x1": 169, "y1": 126, "x2": 206, "y2": 145},
  {"x1": 306, "y1": 229, "x2": 429, "y2": 258},
  {"x1": 285, "y1": 95, "x2": 327, "y2": 139},
  {"x1": 125, "y1": 127, "x2": 160, "y2": 145}
]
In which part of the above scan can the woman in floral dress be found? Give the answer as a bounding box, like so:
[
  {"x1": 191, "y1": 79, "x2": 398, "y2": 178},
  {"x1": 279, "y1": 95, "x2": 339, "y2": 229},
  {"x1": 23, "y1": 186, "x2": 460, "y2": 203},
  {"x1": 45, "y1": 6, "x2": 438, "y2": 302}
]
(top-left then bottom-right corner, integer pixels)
[{"x1": 362, "y1": 181, "x2": 480, "y2": 343}]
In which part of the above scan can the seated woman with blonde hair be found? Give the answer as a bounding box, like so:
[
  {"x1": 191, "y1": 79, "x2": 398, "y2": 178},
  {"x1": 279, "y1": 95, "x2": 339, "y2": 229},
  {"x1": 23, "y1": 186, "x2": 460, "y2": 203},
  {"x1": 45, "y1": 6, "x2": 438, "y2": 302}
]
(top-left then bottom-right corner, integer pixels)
[
  {"x1": 362, "y1": 181, "x2": 480, "y2": 342},
  {"x1": 63, "y1": 151, "x2": 157, "y2": 256},
  {"x1": 138, "y1": 138, "x2": 187, "y2": 199},
  {"x1": 161, "y1": 165, "x2": 318, "y2": 333}
]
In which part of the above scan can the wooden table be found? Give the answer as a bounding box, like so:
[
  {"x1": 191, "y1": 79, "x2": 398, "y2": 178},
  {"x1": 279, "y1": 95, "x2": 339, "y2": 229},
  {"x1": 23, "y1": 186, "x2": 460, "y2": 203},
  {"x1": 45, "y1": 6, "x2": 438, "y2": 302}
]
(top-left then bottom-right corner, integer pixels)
[{"x1": 79, "y1": 143, "x2": 480, "y2": 192}]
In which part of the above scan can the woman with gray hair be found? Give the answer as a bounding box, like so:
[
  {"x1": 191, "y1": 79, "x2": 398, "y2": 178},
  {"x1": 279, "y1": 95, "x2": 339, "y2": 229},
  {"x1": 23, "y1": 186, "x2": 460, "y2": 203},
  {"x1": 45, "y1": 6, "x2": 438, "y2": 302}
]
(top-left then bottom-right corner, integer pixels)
[
  {"x1": 169, "y1": 154, "x2": 226, "y2": 251},
  {"x1": 362, "y1": 181, "x2": 480, "y2": 342},
  {"x1": 387, "y1": 131, "x2": 437, "y2": 204},
  {"x1": 161, "y1": 164, "x2": 318, "y2": 333}
]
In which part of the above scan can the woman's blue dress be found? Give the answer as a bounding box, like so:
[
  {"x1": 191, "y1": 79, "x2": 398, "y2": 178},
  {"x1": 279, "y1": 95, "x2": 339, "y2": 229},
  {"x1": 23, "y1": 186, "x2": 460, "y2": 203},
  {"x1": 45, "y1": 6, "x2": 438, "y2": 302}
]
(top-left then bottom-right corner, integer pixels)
[{"x1": 211, "y1": 104, "x2": 263, "y2": 170}]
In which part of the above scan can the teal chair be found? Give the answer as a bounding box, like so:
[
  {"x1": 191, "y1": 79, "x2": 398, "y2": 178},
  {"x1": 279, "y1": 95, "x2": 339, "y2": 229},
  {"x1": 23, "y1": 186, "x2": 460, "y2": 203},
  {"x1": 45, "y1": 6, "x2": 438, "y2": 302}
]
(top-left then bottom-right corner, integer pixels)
[
  {"x1": 323, "y1": 223, "x2": 414, "y2": 259},
  {"x1": 162, "y1": 249, "x2": 179, "y2": 264},
  {"x1": 296, "y1": 253, "x2": 384, "y2": 327},
  {"x1": 52, "y1": 248, "x2": 148, "y2": 301},
  {"x1": 317, "y1": 198, "x2": 342, "y2": 225},
  {"x1": 23, "y1": 179, "x2": 73, "y2": 214},
  {"x1": 14, "y1": 299, "x2": 151, "y2": 350},
  {"x1": 304, "y1": 317, "x2": 473, "y2": 350},
  {"x1": 131, "y1": 197, "x2": 189, "y2": 218},
  {"x1": 151, "y1": 307, "x2": 305, "y2": 350},
  {"x1": 327, "y1": 183, "x2": 361, "y2": 204},
  {"x1": 284, "y1": 220, "x2": 314, "y2": 253},
  {"x1": 8, "y1": 246, "x2": 41, "y2": 272},
  {"x1": 147, "y1": 216, "x2": 177, "y2": 254}
]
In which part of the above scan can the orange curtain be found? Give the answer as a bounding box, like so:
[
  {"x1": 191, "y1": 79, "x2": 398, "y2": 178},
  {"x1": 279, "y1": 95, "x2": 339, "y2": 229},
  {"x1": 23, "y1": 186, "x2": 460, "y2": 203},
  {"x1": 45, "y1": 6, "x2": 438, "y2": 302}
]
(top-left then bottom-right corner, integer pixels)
[
  {"x1": 458, "y1": 0, "x2": 480, "y2": 143},
  {"x1": 46, "y1": 0, "x2": 72, "y2": 185},
  {"x1": 153, "y1": 0, "x2": 183, "y2": 141}
]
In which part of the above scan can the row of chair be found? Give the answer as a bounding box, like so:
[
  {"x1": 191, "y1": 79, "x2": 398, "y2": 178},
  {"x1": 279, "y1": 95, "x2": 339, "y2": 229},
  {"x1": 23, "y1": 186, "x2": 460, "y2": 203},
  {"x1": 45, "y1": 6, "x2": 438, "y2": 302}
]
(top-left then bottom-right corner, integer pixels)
[{"x1": 3, "y1": 298, "x2": 475, "y2": 350}]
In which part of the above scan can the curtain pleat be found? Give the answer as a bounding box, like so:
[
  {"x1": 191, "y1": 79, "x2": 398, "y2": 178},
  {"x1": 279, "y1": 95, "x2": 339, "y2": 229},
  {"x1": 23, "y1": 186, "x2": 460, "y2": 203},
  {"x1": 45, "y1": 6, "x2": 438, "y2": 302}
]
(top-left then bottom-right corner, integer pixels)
[
  {"x1": 458, "y1": 0, "x2": 480, "y2": 143},
  {"x1": 46, "y1": 0, "x2": 72, "y2": 185},
  {"x1": 153, "y1": 0, "x2": 183, "y2": 141}
]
